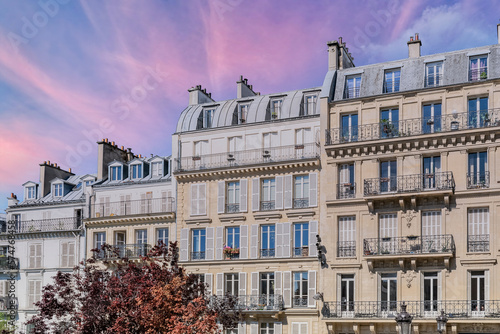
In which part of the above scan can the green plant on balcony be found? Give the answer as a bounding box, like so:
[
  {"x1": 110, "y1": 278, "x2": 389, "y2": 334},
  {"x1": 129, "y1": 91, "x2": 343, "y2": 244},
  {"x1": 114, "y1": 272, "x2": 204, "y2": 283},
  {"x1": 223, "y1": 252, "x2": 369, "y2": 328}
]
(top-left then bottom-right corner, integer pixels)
[
  {"x1": 223, "y1": 246, "x2": 239, "y2": 259},
  {"x1": 480, "y1": 71, "x2": 487, "y2": 80},
  {"x1": 380, "y1": 119, "x2": 398, "y2": 137}
]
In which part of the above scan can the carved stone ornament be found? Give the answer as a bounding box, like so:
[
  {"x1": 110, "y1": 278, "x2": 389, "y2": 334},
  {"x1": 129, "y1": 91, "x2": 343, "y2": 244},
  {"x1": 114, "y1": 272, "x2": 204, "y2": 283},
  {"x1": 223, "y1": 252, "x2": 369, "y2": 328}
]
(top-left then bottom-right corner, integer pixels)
[
  {"x1": 462, "y1": 323, "x2": 496, "y2": 332},
  {"x1": 404, "y1": 211, "x2": 417, "y2": 228},
  {"x1": 404, "y1": 270, "x2": 417, "y2": 288}
]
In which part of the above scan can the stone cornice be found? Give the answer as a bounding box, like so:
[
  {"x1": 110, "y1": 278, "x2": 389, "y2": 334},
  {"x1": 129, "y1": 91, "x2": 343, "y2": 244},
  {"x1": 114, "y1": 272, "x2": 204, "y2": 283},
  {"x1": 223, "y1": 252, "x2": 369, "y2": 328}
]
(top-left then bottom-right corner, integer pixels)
[{"x1": 85, "y1": 213, "x2": 175, "y2": 226}]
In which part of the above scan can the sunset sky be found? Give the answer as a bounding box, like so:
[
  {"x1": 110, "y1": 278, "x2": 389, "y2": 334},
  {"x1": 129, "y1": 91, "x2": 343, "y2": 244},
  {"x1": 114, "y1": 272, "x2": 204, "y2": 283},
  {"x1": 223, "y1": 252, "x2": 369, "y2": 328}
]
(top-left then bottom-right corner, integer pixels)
[{"x1": 0, "y1": 0, "x2": 499, "y2": 211}]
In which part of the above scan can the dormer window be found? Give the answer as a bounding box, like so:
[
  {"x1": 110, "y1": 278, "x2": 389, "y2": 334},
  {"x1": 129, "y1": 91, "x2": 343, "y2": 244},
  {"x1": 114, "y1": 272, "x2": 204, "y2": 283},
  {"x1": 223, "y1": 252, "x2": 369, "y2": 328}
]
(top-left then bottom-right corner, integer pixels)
[
  {"x1": 238, "y1": 103, "x2": 249, "y2": 123},
  {"x1": 203, "y1": 108, "x2": 214, "y2": 128},
  {"x1": 345, "y1": 75, "x2": 361, "y2": 98},
  {"x1": 270, "y1": 99, "x2": 282, "y2": 119},
  {"x1": 151, "y1": 162, "x2": 163, "y2": 177},
  {"x1": 110, "y1": 166, "x2": 122, "y2": 181},
  {"x1": 54, "y1": 184, "x2": 63, "y2": 197},
  {"x1": 469, "y1": 55, "x2": 488, "y2": 81},
  {"x1": 85, "y1": 180, "x2": 93, "y2": 186},
  {"x1": 131, "y1": 164, "x2": 142, "y2": 179},
  {"x1": 27, "y1": 186, "x2": 36, "y2": 200},
  {"x1": 383, "y1": 69, "x2": 400, "y2": 93},
  {"x1": 303, "y1": 94, "x2": 317, "y2": 115}
]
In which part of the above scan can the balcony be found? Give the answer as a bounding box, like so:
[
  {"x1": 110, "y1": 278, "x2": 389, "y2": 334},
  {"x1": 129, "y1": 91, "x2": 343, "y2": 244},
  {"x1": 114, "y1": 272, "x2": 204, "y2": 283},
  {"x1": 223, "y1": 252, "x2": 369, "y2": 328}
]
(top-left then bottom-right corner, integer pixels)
[
  {"x1": 260, "y1": 248, "x2": 275, "y2": 258},
  {"x1": 293, "y1": 198, "x2": 309, "y2": 208},
  {"x1": 94, "y1": 244, "x2": 151, "y2": 259},
  {"x1": 225, "y1": 203, "x2": 240, "y2": 214},
  {"x1": 325, "y1": 108, "x2": 500, "y2": 145},
  {"x1": 337, "y1": 241, "x2": 356, "y2": 257},
  {"x1": 337, "y1": 183, "x2": 356, "y2": 199},
  {"x1": 469, "y1": 67, "x2": 488, "y2": 81},
  {"x1": 260, "y1": 201, "x2": 275, "y2": 211},
  {"x1": 383, "y1": 78, "x2": 400, "y2": 93},
  {"x1": 468, "y1": 234, "x2": 489, "y2": 252},
  {"x1": 293, "y1": 296, "x2": 308, "y2": 308},
  {"x1": 175, "y1": 143, "x2": 320, "y2": 172},
  {"x1": 363, "y1": 172, "x2": 455, "y2": 197},
  {"x1": 191, "y1": 251, "x2": 206, "y2": 261},
  {"x1": 467, "y1": 172, "x2": 490, "y2": 189},
  {"x1": 322, "y1": 300, "x2": 500, "y2": 319},
  {"x1": 0, "y1": 297, "x2": 18, "y2": 311},
  {"x1": 8, "y1": 217, "x2": 81, "y2": 233},
  {"x1": 0, "y1": 257, "x2": 19, "y2": 271},
  {"x1": 363, "y1": 234, "x2": 455, "y2": 257},
  {"x1": 212, "y1": 294, "x2": 283, "y2": 312},
  {"x1": 293, "y1": 246, "x2": 309, "y2": 257},
  {"x1": 344, "y1": 86, "x2": 360, "y2": 99},
  {"x1": 90, "y1": 197, "x2": 175, "y2": 218},
  {"x1": 425, "y1": 74, "x2": 443, "y2": 87}
]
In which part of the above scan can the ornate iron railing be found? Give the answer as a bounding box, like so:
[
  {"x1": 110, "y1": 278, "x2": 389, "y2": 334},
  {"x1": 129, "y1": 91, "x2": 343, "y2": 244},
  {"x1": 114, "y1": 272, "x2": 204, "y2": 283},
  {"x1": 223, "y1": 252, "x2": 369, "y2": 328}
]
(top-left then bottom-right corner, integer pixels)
[
  {"x1": 10, "y1": 216, "x2": 81, "y2": 233},
  {"x1": 322, "y1": 300, "x2": 500, "y2": 319},
  {"x1": 211, "y1": 294, "x2": 283, "y2": 311},
  {"x1": 337, "y1": 183, "x2": 356, "y2": 199},
  {"x1": 90, "y1": 197, "x2": 175, "y2": 218},
  {"x1": 94, "y1": 244, "x2": 151, "y2": 259},
  {"x1": 293, "y1": 246, "x2": 309, "y2": 257},
  {"x1": 363, "y1": 234, "x2": 455, "y2": 256},
  {"x1": 0, "y1": 297, "x2": 17, "y2": 311},
  {"x1": 338, "y1": 241, "x2": 356, "y2": 257},
  {"x1": 467, "y1": 172, "x2": 490, "y2": 189},
  {"x1": 344, "y1": 86, "x2": 360, "y2": 99},
  {"x1": 191, "y1": 251, "x2": 206, "y2": 261},
  {"x1": 383, "y1": 78, "x2": 400, "y2": 93},
  {"x1": 469, "y1": 67, "x2": 488, "y2": 81},
  {"x1": 293, "y1": 198, "x2": 309, "y2": 208},
  {"x1": 364, "y1": 172, "x2": 454, "y2": 196},
  {"x1": 260, "y1": 248, "x2": 275, "y2": 258},
  {"x1": 424, "y1": 74, "x2": 443, "y2": 87},
  {"x1": 175, "y1": 143, "x2": 320, "y2": 172},
  {"x1": 468, "y1": 234, "x2": 489, "y2": 252},
  {"x1": 0, "y1": 257, "x2": 19, "y2": 270},
  {"x1": 293, "y1": 296, "x2": 308, "y2": 307},
  {"x1": 325, "y1": 108, "x2": 500, "y2": 145},
  {"x1": 226, "y1": 204, "x2": 240, "y2": 213},
  {"x1": 260, "y1": 201, "x2": 275, "y2": 211}
]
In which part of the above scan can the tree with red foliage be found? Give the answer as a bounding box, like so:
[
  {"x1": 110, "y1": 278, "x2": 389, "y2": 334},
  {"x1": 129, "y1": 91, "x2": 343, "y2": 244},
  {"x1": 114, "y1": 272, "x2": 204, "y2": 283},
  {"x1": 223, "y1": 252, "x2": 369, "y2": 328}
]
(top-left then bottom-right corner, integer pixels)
[{"x1": 28, "y1": 242, "x2": 240, "y2": 333}]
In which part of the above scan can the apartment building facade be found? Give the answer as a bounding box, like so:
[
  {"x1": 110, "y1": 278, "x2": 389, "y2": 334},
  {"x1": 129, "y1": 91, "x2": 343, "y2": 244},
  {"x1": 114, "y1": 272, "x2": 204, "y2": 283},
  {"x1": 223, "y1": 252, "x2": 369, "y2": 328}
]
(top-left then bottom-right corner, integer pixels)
[
  {"x1": 319, "y1": 27, "x2": 500, "y2": 334},
  {"x1": 2, "y1": 162, "x2": 89, "y2": 332},
  {"x1": 173, "y1": 77, "x2": 322, "y2": 334}
]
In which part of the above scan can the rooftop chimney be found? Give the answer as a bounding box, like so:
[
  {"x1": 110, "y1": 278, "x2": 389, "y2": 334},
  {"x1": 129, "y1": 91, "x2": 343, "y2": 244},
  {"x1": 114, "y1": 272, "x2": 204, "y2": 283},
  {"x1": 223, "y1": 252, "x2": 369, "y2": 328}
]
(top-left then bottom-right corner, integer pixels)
[
  {"x1": 237, "y1": 75, "x2": 258, "y2": 99},
  {"x1": 7, "y1": 193, "x2": 18, "y2": 207},
  {"x1": 97, "y1": 139, "x2": 130, "y2": 180},
  {"x1": 408, "y1": 33, "x2": 422, "y2": 58},
  {"x1": 327, "y1": 37, "x2": 355, "y2": 71},
  {"x1": 497, "y1": 23, "x2": 500, "y2": 44},
  {"x1": 188, "y1": 85, "x2": 214, "y2": 106},
  {"x1": 39, "y1": 162, "x2": 74, "y2": 197}
]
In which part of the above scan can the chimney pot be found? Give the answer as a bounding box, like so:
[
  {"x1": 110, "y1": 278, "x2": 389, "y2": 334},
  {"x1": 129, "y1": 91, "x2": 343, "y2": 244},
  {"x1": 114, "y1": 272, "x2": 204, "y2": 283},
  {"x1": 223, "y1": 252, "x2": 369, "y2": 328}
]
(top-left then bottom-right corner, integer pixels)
[
  {"x1": 69, "y1": 168, "x2": 72, "y2": 173},
  {"x1": 121, "y1": 146, "x2": 124, "y2": 150},
  {"x1": 410, "y1": 36, "x2": 414, "y2": 41},
  {"x1": 11, "y1": 193, "x2": 14, "y2": 198},
  {"x1": 415, "y1": 33, "x2": 419, "y2": 40},
  {"x1": 497, "y1": 23, "x2": 500, "y2": 44},
  {"x1": 407, "y1": 34, "x2": 422, "y2": 58},
  {"x1": 47, "y1": 161, "x2": 50, "y2": 165}
]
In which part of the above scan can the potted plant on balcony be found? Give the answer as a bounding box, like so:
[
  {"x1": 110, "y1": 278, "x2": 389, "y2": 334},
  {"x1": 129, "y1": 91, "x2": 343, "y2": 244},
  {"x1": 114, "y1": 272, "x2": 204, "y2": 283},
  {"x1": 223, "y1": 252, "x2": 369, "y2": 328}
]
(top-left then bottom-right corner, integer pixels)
[
  {"x1": 426, "y1": 118, "x2": 434, "y2": 125},
  {"x1": 480, "y1": 71, "x2": 487, "y2": 80},
  {"x1": 271, "y1": 111, "x2": 278, "y2": 119},
  {"x1": 481, "y1": 113, "x2": 491, "y2": 126}
]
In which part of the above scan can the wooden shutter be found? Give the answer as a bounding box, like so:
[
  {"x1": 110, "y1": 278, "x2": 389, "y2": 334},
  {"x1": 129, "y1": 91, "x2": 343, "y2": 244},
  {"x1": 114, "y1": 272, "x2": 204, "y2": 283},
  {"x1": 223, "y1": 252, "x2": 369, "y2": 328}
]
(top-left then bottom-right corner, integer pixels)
[
  {"x1": 217, "y1": 181, "x2": 225, "y2": 214},
  {"x1": 283, "y1": 271, "x2": 292, "y2": 308},
  {"x1": 251, "y1": 178, "x2": 260, "y2": 211},
  {"x1": 216, "y1": 273, "x2": 223, "y2": 296},
  {"x1": 240, "y1": 179, "x2": 248, "y2": 212},
  {"x1": 206, "y1": 227, "x2": 215, "y2": 260},
  {"x1": 240, "y1": 225, "x2": 248, "y2": 259},
  {"x1": 191, "y1": 184, "x2": 198, "y2": 216},
  {"x1": 276, "y1": 223, "x2": 283, "y2": 258},
  {"x1": 198, "y1": 183, "x2": 207, "y2": 215},
  {"x1": 251, "y1": 272, "x2": 259, "y2": 296},
  {"x1": 284, "y1": 175, "x2": 293, "y2": 209},
  {"x1": 309, "y1": 221, "x2": 318, "y2": 257},
  {"x1": 215, "y1": 227, "x2": 223, "y2": 261},
  {"x1": 308, "y1": 270, "x2": 317, "y2": 307},
  {"x1": 205, "y1": 273, "x2": 213, "y2": 294},
  {"x1": 275, "y1": 176, "x2": 284, "y2": 209},
  {"x1": 180, "y1": 228, "x2": 189, "y2": 261},
  {"x1": 250, "y1": 322, "x2": 258, "y2": 334},
  {"x1": 250, "y1": 224, "x2": 258, "y2": 259},
  {"x1": 309, "y1": 172, "x2": 318, "y2": 207},
  {"x1": 239, "y1": 272, "x2": 247, "y2": 297},
  {"x1": 275, "y1": 322, "x2": 283, "y2": 334},
  {"x1": 283, "y1": 222, "x2": 291, "y2": 258}
]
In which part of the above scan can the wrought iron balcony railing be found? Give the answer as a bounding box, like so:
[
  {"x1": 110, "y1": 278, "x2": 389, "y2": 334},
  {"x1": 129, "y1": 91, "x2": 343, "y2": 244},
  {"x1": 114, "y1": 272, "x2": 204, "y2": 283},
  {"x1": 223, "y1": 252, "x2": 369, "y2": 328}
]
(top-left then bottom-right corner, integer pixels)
[
  {"x1": 337, "y1": 183, "x2": 356, "y2": 199},
  {"x1": 225, "y1": 203, "x2": 240, "y2": 214},
  {"x1": 293, "y1": 296, "x2": 308, "y2": 308},
  {"x1": 211, "y1": 294, "x2": 283, "y2": 311},
  {"x1": 363, "y1": 234, "x2": 455, "y2": 256},
  {"x1": 260, "y1": 201, "x2": 275, "y2": 211},
  {"x1": 90, "y1": 197, "x2": 175, "y2": 218},
  {"x1": 325, "y1": 108, "x2": 500, "y2": 145},
  {"x1": 468, "y1": 234, "x2": 489, "y2": 252},
  {"x1": 469, "y1": 67, "x2": 488, "y2": 81},
  {"x1": 0, "y1": 257, "x2": 19, "y2": 271},
  {"x1": 364, "y1": 172, "x2": 454, "y2": 196},
  {"x1": 175, "y1": 143, "x2": 320, "y2": 172},
  {"x1": 293, "y1": 198, "x2": 309, "y2": 208},
  {"x1": 191, "y1": 251, "x2": 206, "y2": 261},
  {"x1": 344, "y1": 86, "x2": 360, "y2": 99},
  {"x1": 260, "y1": 248, "x2": 275, "y2": 258},
  {"x1": 425, "y1": 74, "x2": 443, "y2": 87},
  {"x1": 293, "y1": 246, "x2": 309, "y2": 257},
  {"x1": 0, "y1": 297, "x2": 18, "y2": 311},
  {"x1": 467, "y1": 172, "x2": 490, "y2": 189},
  {"x1": 6, "y1": 217, "x2": 81, "y2": 233},
  {"x1": 337, "y1": 241, "x2": 356, "y2": 257},
  {"x1": 94, "y1": 244, "x2": 151, "y2": 259},
  {"x1": 383, "y1": 78, "x2": 400, "y2": 93},
  {"x1": 322, "y1": 300, "x2": 500, "y2": 319}
]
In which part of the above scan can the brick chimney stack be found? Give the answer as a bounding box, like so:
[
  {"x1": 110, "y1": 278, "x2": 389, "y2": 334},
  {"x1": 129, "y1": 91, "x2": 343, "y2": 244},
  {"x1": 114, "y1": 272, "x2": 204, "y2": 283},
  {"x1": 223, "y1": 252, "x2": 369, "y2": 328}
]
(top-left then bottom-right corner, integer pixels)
[
  {"x1": 327, "y1": 37, "x2": 355, "y2": 71},
  {"x1": 188, "y1": 85, "x2": 214, "y2": 106},
  {"x1": 408, "y1": 33, "x2": 422, "y2": 58}
]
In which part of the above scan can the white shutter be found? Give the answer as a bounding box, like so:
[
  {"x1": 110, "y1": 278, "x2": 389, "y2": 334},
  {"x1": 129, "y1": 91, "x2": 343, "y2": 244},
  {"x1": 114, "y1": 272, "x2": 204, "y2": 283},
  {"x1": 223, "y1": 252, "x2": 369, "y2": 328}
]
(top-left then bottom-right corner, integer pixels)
[
  {"x1": 251, "y1": 272, "x2": 259, "y2": 296},
  {"x1": 309, "y1": 172, "x2": 318, "y2": 207},
  {"x1": 191, "y1": 184, "x2": 198, "y2": 216},
  {"x1": 205, "y1": 273, "x2": 213, "y2": 294},
  {"x1": 198, "y1": 183, "x2": 207, "y2": 215},
  {"x1": 28, "y1": 280, "x2": 34, "y2": 308},
  {"x1": 140, "y1": 193, "x2": 146, "y2": 214},
  {"x1": 275, "y1": 271, "x2": 282, "y2": 297},
  {"x1": 486, "y1": 270, "x2": 490, "y2": 300},
  {"x1": 180, "y1": 229, "x2": 189, "y2": 261},
  {"x1": 300, "y1": 323, "x2": 308, "y2": 334},
  {"x1": 379, "y1": 214, "x2": 397, "y2": 238},
  {"x1": 276, "y1": 223, "x2": 283, "y2": 258},
  {"x1": 284, "y1": 175, "x2": 293, "y2": 209},
  {"x1": 239, "y1": 272, "x2": 247, "y2": 297},
  {"x1": 252, "y1": 178, "x2": 260, "y2": 211},
  {"x1": 308, "y1": 270, "x2": 317, "y2": 307},
  {"x1": 275, "y1": 322, "x2": 283, "y2": 334},
  {"x1": 240, "y1": 225, "x2": 248, "y2": 259},
  {"x1": 215, "y1": 227, "x2": 223, "y2": 261},
  {"x1": 216, "y1": 273, "x2": 224, "y2": 296},
  {"x1": 206, "y1": 227, "x2": 215, "y2": 260},
  {"x1": 250, "y1": 322, "x2": 258, "y2": 334},
  {"x1": 29, "y1": 244, "x2": 35, "y2": 269},
  {"x1": 422, "y1": 211, "x2": 441, "y2": 236},
  {"x1": 35, "y1": 244, "x2": 42, "y2": 268},
  {"x1": 283, "y1": 271, "x2": 292, "y2": 308},
  {"x1": 238, "y1": 322, "x2": 246, "y2": 334},
  {"x1": 283, "y1": 222, "x2": 291, "y2": 258},
  {"x1": 68, "y1": 242, "x2": 75, "y2": 267},
  {"x1": 218, "y1": 181, "x2": 225, "y2": 214},
  {"x1": 309, "y1": 221, "x2": 318, "y2": 257},
  {"x1": 240, "y1": 179, "x2": 248, "y2": 212},
  {"x1": 61, "y1": 242, "x2": 68, "y2": 268},
  {"x1": 292, "y1": 323, "x2": 300, "y2": 334},
  {"x1": 275, "y1": 176, "x2": 284, "y2": 209},
  {"x1": 250, "y1": 224, "x2": 258, "y2": 259}
]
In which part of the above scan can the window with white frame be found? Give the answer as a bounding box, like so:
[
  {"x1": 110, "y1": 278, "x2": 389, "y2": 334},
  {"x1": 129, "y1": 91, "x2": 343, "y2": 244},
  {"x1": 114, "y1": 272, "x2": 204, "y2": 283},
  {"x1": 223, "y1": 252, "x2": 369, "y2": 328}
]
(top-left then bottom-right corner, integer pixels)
[
  {"x1": 270, "y1": 98, "x2": 282, "y2": 119},
  {"x1": 261, "y1": 178, "x2": 276, "y2": 211},
  {"x1": 303, "y1": 93, "x2": 317, "y2": 115},
  {"x1": 380, "y1": 273, "x2": 397, "y2": 312},
  {"x1": 261, "y1": 225, "x2": 275, "y2": 258},
  {"x1": 156, "y1": 228, "x2": 168, "y2": 246},
  {"x1": 110, "y1": 166, "x2": 122, "y2": 181},
  {"x1": 291, "y1": 323, "x2": 308, "y2": 334},
  {"x1": 53, "y1": 183, "x2": 63, "y2": 197},
  {"x1": 422, "y1": 211, "x2": 442, "y2": 251},
  {"x1": 293, "y1": 271, "x2": 308, "y2": 307},
  {"x1": 238, "y1": 103, "x2": 249, "y2": 123},
  {"x1": 338, "y1": 163, "x2": 355, "y2": 199},
  {"x1": 423, "y1": 272, "x2": 439, "y2": 312},
  {"x1": 338, "y1": 216, "x2": 356, "y2": 257},
  {"x1": 203, "y1": 108, "x2": 215, "y2": 128},
  {"x1": 425, "y1": 61, "x2": 443, "y2": 87},
  {"x1": 469, "y1": 55, "x2": 488, "y2": 81},
  {"x1": 295, "y1": 128, "x2": 311, "y2": 147},
  {"x1": 340, "y1": 274, "x2": 355, "y2": 312},
  {"x1": 94, "y1": 232, "x2": 106, "y2": 254},
  {"x1": 341, "y1": 113, "x2": 359, "y2": 142},
  {"x1": 224, "y1": 273, "x2": 239, "y2": 296},
  {"x1": 226, "y1": 226, "x2": 240, "y2": 258},
  {"x1": 345, "y1": 75, "x2": 361, "y2": 98},
  {"x1": 28, "y1": 279, "x2": 42, "y2": 309},
  {"x1": 468, "y1": 151, "x2": 488, "y2": 188},
  {"x1": 379, "y1": 213, "x2": 397, "y2": 254},
  {"x1": 60, "y1": 242, "x2": 75, "y2": 268},
  {"x1": 260, "y1": 322, "x2": 274, "y2": 334},
  {"x1": 191, "y1": 183, "x2": 207, "y2": 216},
  {"x1": 383, "y1": 68, "x2": 400, "y2": 93},
  {"x1": 151, "y1": 161, "x2": 163, "y2": 177},
  {"x1": 468, "y1": 208, "x2": 489, "y2": 252},
  {"x1": 27, "y1": 186, "x2": 36, "y2": 200},
  {"x1": 131, "y1": 164, "x2": 142, "y2": 179},
  {"x1": 293, "y1": 175, "x2": 309, "y2": 208},
  {"x1": 263, "y1": 132, "x2": 278, "y2": 151},
  {"x1": 470, "y1": 270, "x2": 487, "y2": 312},
  {"x1": 468, "y1": 97, "x2": 489, "y2": 129},
  {"x1": 28, "y1": 244, "x2": 42, "y2": 269},
  {"x1": 422, "y1": 103, "x2": 442, "y2": 134},
  {"x1": 228, "y1": 136, "x2": 242, "y2": 154},
  {"x1": 192, "y1": 229, "x2": 206, "y2": 260},
  {"x1": 293, "y1": 223, "x2": 309, "y2": 257}
]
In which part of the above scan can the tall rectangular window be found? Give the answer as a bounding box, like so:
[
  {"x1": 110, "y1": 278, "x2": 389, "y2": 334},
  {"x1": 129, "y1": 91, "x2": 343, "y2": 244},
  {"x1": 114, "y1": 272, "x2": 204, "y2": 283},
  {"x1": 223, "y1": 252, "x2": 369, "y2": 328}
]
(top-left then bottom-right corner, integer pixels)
[
  {"x1": 228, "y1": 136, "x2": 242, "y2": 153},
  {"x1": 340, "y1": 274, "x2": 355, "y2": 312},
  {"x1": 261, "y1": 178, "x2": 276, "y2": 211},
  {"x1": 345, "y1": 75, "x2": 361, "y2": 98},
  {"x1": 293, "y1": 272, "x2": 308, "y2": 307},
  {"x1": 468, "y1": 97, "x2": 489, "y2": 128},
  {"x1": 295, "y1": 128, "x2": 311, "y2": 146},
  {"x1": 303, "y1": 94, "x2": 317, "y2": 115},
  {"x1": 238, "y1": 103, "x2": 249, "y2": 123},
  {"x1": 423, "y1": 156, "x2": 441, "y2": 189},
  {"x1": 27, "y1": 186, "x2": 36, "y2": 199},
  {"x1": 422, "y1": 211, "x2": 442, "y2": 236},
  {"x1": 226, "y1": 181, "x2": 240, "y2": 213},
  {"x1": 425, "y1": 61, "x2": 443, "y2": 87},
  {"x1": 468, "y1": 208, "x2": 489, "y2": 252},
  {"x1": 423, "y1": 272, "x2": 439, "y2": 312},
  {"x1": 422, "y1": 103, "x2": 442, "y2": 134},
  {"x1": 379, "y1": 214, "x2": 397, "y2": 255},
  {"x1": 224, "y1": 273, "x2": 239, "y2": 296},
  {"x1": 380, "y1": 160, "x2": 397, "y2": 193},
  {"x1": 468, "y1": 151, "x2": 488, "y2": 188},
  {"x1": 192, "y1": 229, "x2": 206, "y2": 260},
  {"x1": 261, "y1": 225, "x2": 275, "y2": 258},
  {"x1": 28, "y1": 280, "x2": 42, "y2": 309},
  {"x1": 338, "y1": 216, "x2": 356, "y2": 257},
  {"x1": 28, "y1": 244, "x2": 42, "y2": 269},
  {"x1": 61, "y1": 242, "x2": 75, "y2": 268},
  {"x1": 156, "y1": 228, "x2": 168, "y2": 246},
  {"x1": 338, "y1": 163, "x2": 355, "y2": 199},
  {"x1": 380, "y1": 108, "x2": 399, "y2": 138},
  {"x1": 270, "y1": 99, "x2": 282, "y2": 119},
  {"x1": 135, "y1": 229, "x2": 148, "y2": 256},
  {"x1": 261, "y1": 272, "x2": 275, "y2": 306},
  {"x1": 94, "y1": 232, "x2": 106, "y2": 255},
  {"x1": 384, "y1": 69, "x2": 400, "y2": 93},
  {"x1": 293, "y1": 223, "x2": 309, "y2": 257},
  {"x1": 341, "y1": 113, "x2": 358, "y2": 142},
  {"x1": 293, "y1": 175, "x2": 309, "y2": 208},
  {"x1": 470, "y1": 271, "x2": 486, "y2": 312},
  {"x1": 204, "y1": 108, "x2": 215, "y2": 128},
  {"x1": 131, "y1": 164, "x2": 142, "y2": 179},
  {"x1": 226, "y1": 227, "x2": 240, "y2": 259},
  {"x1": 151, "y1": 162, "x2": 162, "y2": 177},
  {"x1": 260, "y1": 323, "x2": 274, "y2": 334},
  {"x1": 469, "y1": 55, "x2": 488, "y2": 81},
  {"x1": 380, "y1": 273, "x2": 397, "y2": 312},
  {"x1": 110, "y1": 166, "x2": 122, "y2": 181},
  {"x1": 53, "y1": 184, "x2": 63, "y2": 197}
]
